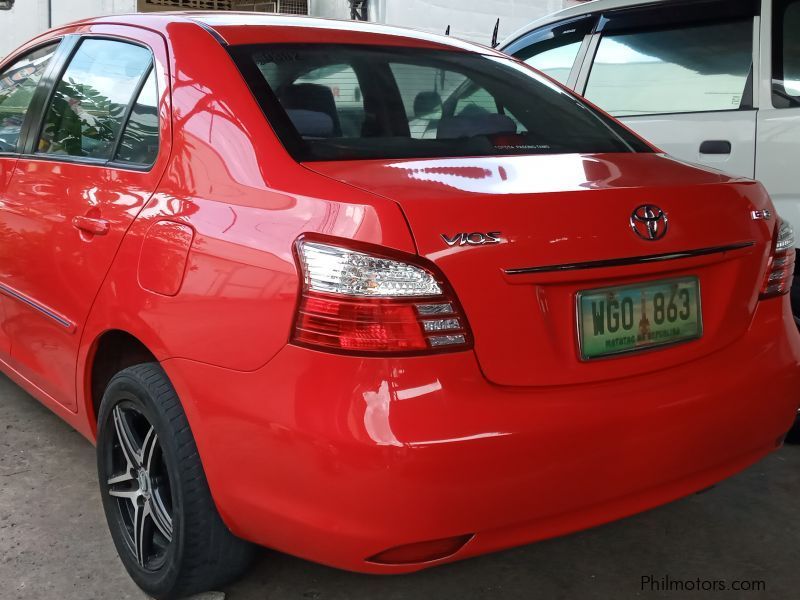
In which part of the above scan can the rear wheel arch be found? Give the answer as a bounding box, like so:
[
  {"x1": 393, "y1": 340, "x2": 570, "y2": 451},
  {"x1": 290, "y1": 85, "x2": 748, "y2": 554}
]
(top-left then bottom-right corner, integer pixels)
[{"x1": 87, "y1": 330, "x2": 158, "y2": 426}]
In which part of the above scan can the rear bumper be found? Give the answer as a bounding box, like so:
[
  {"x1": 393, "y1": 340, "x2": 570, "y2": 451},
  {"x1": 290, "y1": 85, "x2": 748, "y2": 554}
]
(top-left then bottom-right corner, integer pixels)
[{"x1": 163, "y1": 297, "x2": 800, "y2": 573}]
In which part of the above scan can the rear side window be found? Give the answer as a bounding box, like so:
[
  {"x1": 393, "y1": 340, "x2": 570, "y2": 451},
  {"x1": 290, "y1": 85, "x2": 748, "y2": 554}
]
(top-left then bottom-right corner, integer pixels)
[
  {"x1": 0, "y1": 43, "x2": 57, "y2": 153},
  {"x1": 114, "y1": 68, "x2": 159, "y2": 165},
  {"x1": 584, "y1": 20, "x2": 753, "y2": 117},
  {"x1": 37, "y1": 39, "x2": 153, "y2": 159},
  {"x1": 774, "y1": 0, "x2": 800, "y2": 107},
  {"x1": 232, "y1": 44, "x2": 651, "y2": 162}
]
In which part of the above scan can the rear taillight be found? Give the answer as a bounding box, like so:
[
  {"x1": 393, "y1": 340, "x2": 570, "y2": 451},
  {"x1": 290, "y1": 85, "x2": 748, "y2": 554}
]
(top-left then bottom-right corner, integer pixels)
[
  {"x1": 292, "y1": 239, "x2": 472, "y2": 354},
  {"x1": 760, "y1": 218, "x2": 796, "y2": 299}
]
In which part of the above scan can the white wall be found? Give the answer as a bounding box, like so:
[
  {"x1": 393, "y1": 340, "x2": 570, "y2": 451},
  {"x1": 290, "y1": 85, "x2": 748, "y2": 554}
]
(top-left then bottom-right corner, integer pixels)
[
  {"x1": 0, "y1": 0, "x2": 136, "y2": 58},
  {"x1": 2, "y1": 0, "x2": 580, "y2": 59},
  {"x1": 311, "y1": 0, "x2": 577, "y2": 46},
  {"x1": 0, "y1": 0, "x2": 50, "y2": 58},
  {"x1": 51, "y1": 0, "x2": 136, "y2": 27},
  {"x1": 381, "y1": 0, "x2": 569, "y2": 46},
  {"x1": 309, "y1": 0, "x2": 348, "y2": 19}
]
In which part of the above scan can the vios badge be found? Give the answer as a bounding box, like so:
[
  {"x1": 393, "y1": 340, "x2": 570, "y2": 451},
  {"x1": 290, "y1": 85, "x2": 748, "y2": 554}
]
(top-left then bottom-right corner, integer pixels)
[
  {"x1": 630, "y1": 205, "x2": 668, "y2": 241},
  {"x1": 441, "y1": 232, "x2": 503, "y2": 247}
]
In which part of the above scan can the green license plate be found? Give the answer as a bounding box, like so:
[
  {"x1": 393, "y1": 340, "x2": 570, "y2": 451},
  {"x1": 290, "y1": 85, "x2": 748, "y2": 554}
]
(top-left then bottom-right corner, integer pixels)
[{"x1": 577, "y1": 277, "x2": 702, "y2": 360}]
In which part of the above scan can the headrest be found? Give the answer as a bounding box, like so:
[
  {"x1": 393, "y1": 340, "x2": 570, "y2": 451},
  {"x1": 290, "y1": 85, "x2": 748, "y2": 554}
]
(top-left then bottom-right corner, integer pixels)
[
  {"x1": 279, "y1": 83, "x2": 341, "y2": 136},
  {"x1": 413, "y1": 91, "x2": 443, "y2": 117},
  {"x1": 286, "y1": 109, "x2": 335, "y2": 138}
]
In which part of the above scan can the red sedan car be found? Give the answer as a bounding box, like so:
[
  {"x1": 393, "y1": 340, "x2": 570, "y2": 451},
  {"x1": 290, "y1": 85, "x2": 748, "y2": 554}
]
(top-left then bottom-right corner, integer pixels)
[{"x1": 0, "y1": 12, "x2": 798, "y2": 599}]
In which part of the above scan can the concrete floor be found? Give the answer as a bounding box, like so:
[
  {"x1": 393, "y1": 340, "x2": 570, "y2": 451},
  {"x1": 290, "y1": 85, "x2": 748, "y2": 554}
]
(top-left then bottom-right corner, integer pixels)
[{"x1": 1, "y1": 372, "x2": 798, "y2": 600}]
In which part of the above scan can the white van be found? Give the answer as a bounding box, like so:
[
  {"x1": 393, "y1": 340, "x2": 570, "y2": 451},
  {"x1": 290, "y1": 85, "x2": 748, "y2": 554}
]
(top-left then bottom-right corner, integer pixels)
[{"x1": 503, "y1": 0, "x2": 800, "y2": 440}]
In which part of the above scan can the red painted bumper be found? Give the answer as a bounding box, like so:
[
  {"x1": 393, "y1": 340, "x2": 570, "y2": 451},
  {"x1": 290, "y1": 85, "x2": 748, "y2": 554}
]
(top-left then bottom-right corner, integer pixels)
[{"x1": 163, "y1": 297, "x2": 800, "y2": 573}]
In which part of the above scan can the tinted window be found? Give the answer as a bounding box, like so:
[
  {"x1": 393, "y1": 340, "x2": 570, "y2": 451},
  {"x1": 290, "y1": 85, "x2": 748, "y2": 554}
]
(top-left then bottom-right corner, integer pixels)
[
  {"x1": 294, "y1": 65, "x2": 365, "y2": 137},
  {"x1": 115, "y1": 68, "x2": 159, "y2": 165},
  {"x1": 234, "y1": 45, "x2": 650, "y2": 162},
  {"x1": 455, "y1": 85, "x2": 498, "y2": 115},
  {"x1": 585, "y1": 20, "x2": 753, "y2": 117},
  {"x1": 391, "y1": 63, "x2": 465, "y2": 139},
  {"x1": 774, "y1": 0, "x2": 800, "y2": 106},
  {"x1": 38, "y1": 39, "x2": 152, "y2": 159},
  {"x1": 0, "y1": 44, "x2": 57, "y2": 153}
]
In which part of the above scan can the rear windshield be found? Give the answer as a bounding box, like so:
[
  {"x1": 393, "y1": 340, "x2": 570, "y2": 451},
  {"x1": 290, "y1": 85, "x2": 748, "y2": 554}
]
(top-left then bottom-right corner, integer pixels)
[{"x1": 230, "y1": 44, "x2": 652, "y2": 161}]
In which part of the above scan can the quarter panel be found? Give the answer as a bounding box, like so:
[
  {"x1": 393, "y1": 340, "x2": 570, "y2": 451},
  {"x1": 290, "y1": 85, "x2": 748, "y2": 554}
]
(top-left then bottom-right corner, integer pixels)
[{"x1": 78, "y1": 21, "x2": 417, "y2": 399}]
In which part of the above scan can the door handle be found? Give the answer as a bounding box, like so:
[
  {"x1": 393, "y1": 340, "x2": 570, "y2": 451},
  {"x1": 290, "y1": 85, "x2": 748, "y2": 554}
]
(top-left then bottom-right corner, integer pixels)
[
  {"x1": 72, "y1": 215, "x2": 110, "y2": 236},
  {"x1": 699, "y1": 140, "x2": 732, "y2": 155}
]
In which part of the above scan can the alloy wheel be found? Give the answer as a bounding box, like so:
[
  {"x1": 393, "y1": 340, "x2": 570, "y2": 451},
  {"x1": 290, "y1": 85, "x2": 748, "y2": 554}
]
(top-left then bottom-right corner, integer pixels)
[{"x1": 105, "y1": 402, "x2": 174, "y2": 571}]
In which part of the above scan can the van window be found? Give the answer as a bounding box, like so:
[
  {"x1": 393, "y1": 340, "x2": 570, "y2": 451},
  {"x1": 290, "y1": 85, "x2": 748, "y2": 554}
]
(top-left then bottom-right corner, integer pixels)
[
  {"x1": 522, "y1": 41, "x2": 583, "y2": 84},
  {"x1": 37, "y1": 39, "x2": 153, "y2": 159},
  {"x1": 774, "y1": 0, "x2": 800, "y2": 106},
  {"x1": 509, "y1": 18, "x2": 594, "y2": 85},
  {"x1": 0, "y1": 43, "x2": 57, "y2": 153},
  {"x1": 585, "y1": 20, "x2": 753, "y2": 117}
]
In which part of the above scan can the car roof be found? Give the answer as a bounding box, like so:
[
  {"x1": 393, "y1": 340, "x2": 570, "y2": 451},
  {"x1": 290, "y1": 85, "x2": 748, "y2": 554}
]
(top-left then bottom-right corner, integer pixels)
[
  {"x1": 500, "y1": 0, "x2": 667, "y2": 48},
  {"x1": 63, "y1": 12, "x2": 504, "y2": 56}
]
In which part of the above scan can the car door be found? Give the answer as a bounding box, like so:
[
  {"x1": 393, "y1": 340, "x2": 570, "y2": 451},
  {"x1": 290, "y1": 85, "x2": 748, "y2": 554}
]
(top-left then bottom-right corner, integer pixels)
[
  {"x1": 0, "y1": 26, "x2": 170, "y2": 411},
  {"x1": 575, "y1": 0, "x2": 760, "y2": 179},
  {"x1": 503, "y1": 15, "x2": 597, "y2": 87},
  {"x1": 0, "y1": 41, "x2": 61, "y2": 358},
  {"x1": 756, "y1": 0, "x2": 800, "y2": 232}
]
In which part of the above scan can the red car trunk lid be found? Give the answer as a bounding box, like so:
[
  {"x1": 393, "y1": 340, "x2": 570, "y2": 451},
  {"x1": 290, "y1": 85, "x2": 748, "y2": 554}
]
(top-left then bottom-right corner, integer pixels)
[{"x1": 306, "y1": 153, "x2": 775, "y2": 386}]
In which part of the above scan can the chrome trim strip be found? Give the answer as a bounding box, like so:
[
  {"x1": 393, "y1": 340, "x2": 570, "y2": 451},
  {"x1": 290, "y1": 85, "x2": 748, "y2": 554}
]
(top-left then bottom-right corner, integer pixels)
[
  {"x1": 0, "y1": 283, "x2": 75, "y2": 331},
  {"x1": 504, "y1": 241, "x2": 756, "y2": 276}
]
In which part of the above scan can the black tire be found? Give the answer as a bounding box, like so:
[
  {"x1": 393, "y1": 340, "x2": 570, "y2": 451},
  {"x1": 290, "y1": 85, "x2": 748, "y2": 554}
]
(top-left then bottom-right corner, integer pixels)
[
  {"x1": 787, "y1": 415, "x2": 800, "y2": 444},
  {"x1": 790, "y1": 253, "x2": 800, "y2": 329},
  {"x1": 96, "y1": 363, "x2": 254, "y2": 599},
  {"x1": 789, "y1": 265, "x2": 800, "y2": 444}
]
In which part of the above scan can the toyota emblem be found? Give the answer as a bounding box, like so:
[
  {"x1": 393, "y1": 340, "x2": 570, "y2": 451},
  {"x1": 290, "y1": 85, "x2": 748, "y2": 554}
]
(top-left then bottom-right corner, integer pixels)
[{"x1": 630, "y1": 205, "x2": 668, "y2": 241}]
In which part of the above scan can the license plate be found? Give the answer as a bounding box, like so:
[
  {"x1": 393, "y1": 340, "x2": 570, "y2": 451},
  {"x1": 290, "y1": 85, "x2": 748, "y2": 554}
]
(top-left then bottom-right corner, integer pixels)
[{"x1": 577, "y1": 277, "x2": 702, "y2": 360}]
